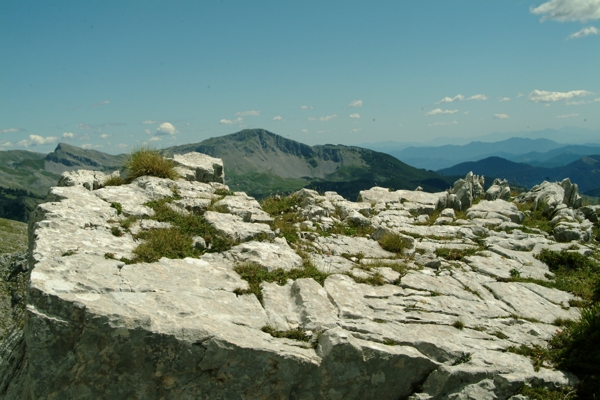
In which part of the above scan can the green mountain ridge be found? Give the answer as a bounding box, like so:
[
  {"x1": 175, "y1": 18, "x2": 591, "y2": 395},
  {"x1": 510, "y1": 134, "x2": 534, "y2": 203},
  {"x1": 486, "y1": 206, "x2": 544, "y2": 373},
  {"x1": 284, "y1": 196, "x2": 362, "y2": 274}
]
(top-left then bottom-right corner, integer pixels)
[{"x1": 0, "y1": 129, "x2": 457, "y2": 221}]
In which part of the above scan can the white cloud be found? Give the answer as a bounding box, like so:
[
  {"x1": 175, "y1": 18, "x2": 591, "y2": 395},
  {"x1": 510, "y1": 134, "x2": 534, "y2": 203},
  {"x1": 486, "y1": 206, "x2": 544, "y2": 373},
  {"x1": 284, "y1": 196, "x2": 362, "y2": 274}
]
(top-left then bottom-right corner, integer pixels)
[
  {"x1": 148, "y1": 136, "x2": 162, "y2": 141},
  {"x1": 76, "y1": 123, "x2": 93, "y2": 130},
  {"x1": 528, "y1": 89, "x2": 593, "y2": 102},
  {"x1": 235, "y1": 110, "x2": 261, "y2": 117},
  {"x1": 531, "y1": 0, "x2": 600, "y2": 22},
  {"x1": 80, "y1": 143, "x2": 102, "y2": 149},
  {"x1": 557, "y1": 113, "x2": 579, "y2": 118},
  {"x1": 155, "y1": 122, "x2": 177, "y2": 135},
  {"x1": 426, "y1": 108, "x2": 458, "y2": 115},
  {"x1": 300, "y1": 105, "x2": 314, "y2": 110},
  {"x1": 348, "y1": 100, "x2": 363, "y2": 107},
  {"x1": 517, "y1": 92, "x2": 525, "y2": 98},
  {"x1": 351, "y1": 128, "x2": 362, "y2": 133},
  {"x1": 438, "y1": 94, "x2": 465, "y2": 103},
  {"x1": 220, "y1": 118, "x2": 243, "y2": 125},
  {"x1": 500, "y1": 97, "x2": 511, "y2": 102},
  {"x1": 142, "y1": 120, "x2": 159, "y2": 124},
  {"x1": 467, "y1": 94, "x2": 488, "y2": 101},
  {"x1": 17, "y1": 134, "x2": 58, "y2": 147},
  {"x1": 437, "y1": 94, "x2": 487, "y2": 103},
  {"x1": 349, "y1": 113, "x2": 361, "y2": 118},
  {"x1": 567, "y1": 100, "x2": 586, "y2": 105},
  {"x1": 100, "y1": 134, "x2": 111, "y2": 139},
  {"x1": 428, "y1": 121, "x2": 458, "y2": 126},
  {"x1": 1, "y1": 127, "x2": 25, "y2": 134},
  {"x1": 568, "y1": 26, "x2": 600, "y2": 39},
  {"x1": 116, "y1": 143, "x2": 129, "y2": 149},
  {"x1": 301, "y1": 129, "x2": 308, "y2": 133},
  {"x1": 308, "y1": 114, "x2": 338, "y2": 122},
  {"x1": 273, "y1": 115, "x2": 284, "y2": 121},
  {"x1": 62, "y1": 132, "x2": 74, "y2": 138},
  {"x1": 91, "y1": 100, "x2": 110, "y2": 108},
  {"x1": 494, "y1": 114, "x2": 510, "y2": 119}
]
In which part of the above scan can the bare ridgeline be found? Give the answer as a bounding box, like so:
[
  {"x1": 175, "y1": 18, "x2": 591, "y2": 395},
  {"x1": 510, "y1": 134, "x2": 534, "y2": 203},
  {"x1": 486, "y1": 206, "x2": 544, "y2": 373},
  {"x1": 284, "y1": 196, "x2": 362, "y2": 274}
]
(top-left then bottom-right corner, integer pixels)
[{"x1": 1, "y1": 151, "x2": 598, "y2": 399}]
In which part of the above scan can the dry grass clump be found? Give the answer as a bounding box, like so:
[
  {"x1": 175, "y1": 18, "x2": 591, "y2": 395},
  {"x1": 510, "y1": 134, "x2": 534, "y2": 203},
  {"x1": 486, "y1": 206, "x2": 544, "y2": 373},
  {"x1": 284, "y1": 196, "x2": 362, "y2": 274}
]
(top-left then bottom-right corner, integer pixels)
[
  {"x1": 125, "y1": 147, "x2": 178, "y2": 181},
  {"x1": 133, "y1": 228, "x2": 199, "y2": 263},
  {"x1": 378, "y1": 233, "x2": 408, "y2": 253}
]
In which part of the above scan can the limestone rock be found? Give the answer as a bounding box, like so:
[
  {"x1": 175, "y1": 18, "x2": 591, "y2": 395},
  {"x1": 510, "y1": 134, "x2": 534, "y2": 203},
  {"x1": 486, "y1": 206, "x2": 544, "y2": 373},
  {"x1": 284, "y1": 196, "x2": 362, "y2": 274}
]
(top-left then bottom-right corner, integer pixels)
[
  {"x1": 485, "y1": 178, "x2": 511, "y2": 201},
  {"x1": 171, "y1": 152, "x2": 224, "y2": 183},
  {"x1": 56, "y1": 169, "x2": 119, "y2": 191},
  {"x1": 448, "y1": 172, "x2": 485, "y2": 211},
  {"x1": 203, "y1": 211, "x2": 274, "y2": 243}
]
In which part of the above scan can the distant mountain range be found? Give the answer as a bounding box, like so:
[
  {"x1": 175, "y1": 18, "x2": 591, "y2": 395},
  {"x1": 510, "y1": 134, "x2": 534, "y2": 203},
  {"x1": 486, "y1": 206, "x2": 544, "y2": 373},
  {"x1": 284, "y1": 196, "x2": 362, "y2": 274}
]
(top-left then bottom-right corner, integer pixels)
[
  {"x1": 3, "y1": 128, "x2": 599, "y2": 223},
  {"x1": 0, "y1": 129, "x2": 456, "y2": 221},
  {"x1": 438, "y1": 155, "x2": 600, "y2": 194}
]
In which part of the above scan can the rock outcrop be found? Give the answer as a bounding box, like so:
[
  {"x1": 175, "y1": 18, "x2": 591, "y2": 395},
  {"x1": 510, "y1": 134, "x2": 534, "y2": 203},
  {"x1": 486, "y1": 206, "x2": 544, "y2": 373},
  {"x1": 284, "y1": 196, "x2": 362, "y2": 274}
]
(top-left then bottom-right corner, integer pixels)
[{"x1": 2, "y1": 154, "x2": 598, "y2": 399}]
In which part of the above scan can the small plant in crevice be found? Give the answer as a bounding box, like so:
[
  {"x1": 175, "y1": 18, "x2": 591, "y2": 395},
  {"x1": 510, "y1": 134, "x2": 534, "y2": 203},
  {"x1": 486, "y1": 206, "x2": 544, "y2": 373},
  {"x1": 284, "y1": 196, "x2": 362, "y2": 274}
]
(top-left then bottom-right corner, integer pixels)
[
  {"x1": 110, "y1": 202, "x2": 123, "y2": 215},
  {"x1": 111, "y1": 226, "x2": 124, "y2": 237},
  {"x1": 61, "y1": 249, "x2": 77, "y2": 257},
  {"x1": 451, "y1": 352, "x2": 472, "y2": 366},
  {"x1": 435, "y1": 246, "x2": 482, "y2": 261},
  {"x1": 491, "y1": 330, "x2": 509, "y2": 340},
  {"x1": 383, "y1": 338, "x2": 400, "y2": 346},
  {"x1": 452, "y1": 320, "x2": 465, "y2": 330},
  {"x1": 133, "y1": 228, "x2": 200, "y2": 263},
  {"x1": 260, "y1": 194, "x2": 301, "y2": 244},
  {"x1": 510, "y1": 268, "x2": 521, "y2": 278},
  {"x1": 348, "y1": 271, "x2": 386, "y2": 286},
  {"x1": 261, "y1": 326, "x2": 312, "y2": 343}
]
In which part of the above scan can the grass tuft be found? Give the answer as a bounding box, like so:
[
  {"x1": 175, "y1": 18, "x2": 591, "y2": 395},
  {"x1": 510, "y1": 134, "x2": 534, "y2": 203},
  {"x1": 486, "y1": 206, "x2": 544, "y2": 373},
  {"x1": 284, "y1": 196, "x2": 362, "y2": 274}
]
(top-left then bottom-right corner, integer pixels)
[
  {"x1": 124, "y1": 147, "x2": 178, "y2": 181},
  {"x1": 435, "y1": 246, "x2": 481, "y2": 261},
  {"x1": 133, "y1": 228, "x2": 200, "y2": 263},
  {"x1": 378, "y1": 233, "x2": 409, "y2": 253}
]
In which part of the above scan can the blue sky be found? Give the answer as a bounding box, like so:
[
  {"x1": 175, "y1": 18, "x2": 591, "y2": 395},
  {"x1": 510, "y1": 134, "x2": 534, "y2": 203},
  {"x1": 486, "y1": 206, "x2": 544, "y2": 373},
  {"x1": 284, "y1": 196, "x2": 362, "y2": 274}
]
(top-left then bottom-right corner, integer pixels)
[{"x1": 1, "y1": 0, "x2": 599, "y2": 154}]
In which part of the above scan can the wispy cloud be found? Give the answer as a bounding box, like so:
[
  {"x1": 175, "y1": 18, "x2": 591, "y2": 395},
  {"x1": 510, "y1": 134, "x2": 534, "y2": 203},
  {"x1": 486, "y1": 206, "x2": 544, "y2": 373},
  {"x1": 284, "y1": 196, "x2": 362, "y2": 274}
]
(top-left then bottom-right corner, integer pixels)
[
  {"x1": 235, "y1": 110, "x2": 261, "y2": 117},
  {"x1": 155, "y1": 122, "x2": 177, "y2": 135},
  {"x1": 531, "y1": 0, "x2": 600, "y2": 22},
  {"x1": 220, "y1": 118, "x2": 243, "y2": 125},
  {"x1": 567, "y1": 100, "x2": 586, "y2": 105},
  {"x1": 80, "y1": 143, "x2": 103, "y2": 149},
  {"x1": 557, "y1": 113, "x2": 579, "y2": 118},
  {"x1": 437, "y1": 94, "x2": 487, "y2": 103},
  {"x1": 499, "y1": 97, "x2": 511, "y2": 102},
  {"x1": 17, "y1": 134, "x2": 58, "y2": 147},
  {"x1": 349, "y1": 113, "x2": 361, "y2": 118},
  {"x1": 428, "y1": 121, "x2": 458, "y2": 126},
  {"x1": 351, "y1": 128, "x2": 362, "y2": 133},
  {"x1": 308, "y1": 114, "x2": 338, "y2": 122},
  {"x1": 62, "y1": 132, "x2": 74, "y2": 138},
  {"x1": 517, "y1": 93, "x2": 525, "y2": 98},
  {"x1": 300, "y1": 105, "x2": 314, "y2": 110},
  {"x1": 100, "y1": 134, "x2": 112, "y2": 139},
  {"x1": 91, "y1": 100, "x2": 110, "y2": 108},
  {"x1": 426, "y1": 108, "x2": 458, "y2": 115},
  {"x1": 1, "y1": 127, "x2": 25, "y2": 134},
  {"x1": 528, "y1": 89, "x2": 593, "y2": 102},
  {"x1": 568, "y1": 26, "x2": 599, "y2": 39},
  {"x1": 273, "y1": 115, "x2": 284, "y2": 121},
  {"x1": 142, "y1": 120, "x2": 159, "y2": 124},
  {"x1": 148, "y1": 136, "x2": 162, "y2": 142},
  {"x1": 493, "y1": 114, "x2": 510, "y2": 119},
  {"x1": 348, "y1": 100, "x2": 363, "y2": 107}
]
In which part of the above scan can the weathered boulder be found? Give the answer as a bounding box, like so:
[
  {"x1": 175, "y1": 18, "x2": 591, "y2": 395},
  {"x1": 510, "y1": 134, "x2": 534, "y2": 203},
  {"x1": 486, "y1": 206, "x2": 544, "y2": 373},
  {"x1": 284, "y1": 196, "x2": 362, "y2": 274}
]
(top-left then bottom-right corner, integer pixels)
[
  {"x1": 485, "y1": 178, "x2": 511, "y2": 201},
  {"x1": 57, "y1": 169, "x2": 119, "y2": 190},
  {"x1": 448, "y1": 172, "x2": 485, "y2": 211},
  {"x1": 516, "y1": 178, "x2": 582, "y2": 216},
  {"x1": 171, "y1": 152, "x2": 224, "y2": 183}
]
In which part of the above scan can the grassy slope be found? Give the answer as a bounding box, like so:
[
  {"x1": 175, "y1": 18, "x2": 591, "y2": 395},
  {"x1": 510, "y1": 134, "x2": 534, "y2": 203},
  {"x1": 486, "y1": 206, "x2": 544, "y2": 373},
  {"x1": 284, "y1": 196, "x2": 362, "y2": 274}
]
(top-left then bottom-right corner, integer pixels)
[{"x1": 0, "y1": 218, "x2": 27, "y2": 254}]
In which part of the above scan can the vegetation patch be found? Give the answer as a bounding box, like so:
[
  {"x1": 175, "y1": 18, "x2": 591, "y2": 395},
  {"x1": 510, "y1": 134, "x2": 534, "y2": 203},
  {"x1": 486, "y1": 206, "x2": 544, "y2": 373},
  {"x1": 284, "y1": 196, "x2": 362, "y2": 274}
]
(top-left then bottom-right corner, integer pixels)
[
  {"x1": 451, "y1": 352, "x2": 472, "y2": 366},
  {"x1": 124, "y1": 147, "x2": 178, "y2": 181},
  {"x1": 61, "y1": 249, "x2": 77, "y2": 257},
  {"x1": 452, "y1": 320, "x2": 465, "y2": 330},
  {"x1": 517, "y1": 201, "x2": 553, "y2": 234},
  {"x1": 234, "y1": 260, "x2": 329, "y2": 304},
  {"x1": 260, "y1": 194, "x2": 301, "y2": 244},
  {"x1": 104, "y1": 175, "x2": 125, "y2": 187},
  {"x1": 325, "y1": 221, "x2": 375, "y2": 238},
  {"x1": 133, "y1": 228, "x2": 200, "y2": 263},
  {"x1": 0, "y1": 217, "x2": 27, "y2": 254},
  {"x1": 261, "y1": 326, "x2": 312, "y2": 343},
  {"x1": 517, "y1": 385, "x2": 576, "y2": 400},
  {"x1": 348, "y1": 271, "x2": 386, "y2": 286},
  {"x1": 434, "y1": 246, "x2": 482, "y2": 261},
  {"x1": 379, "y1": 233, "x2": 410, "y2": 253},
  {"x1": 110, "y1": 202, "x2": 123, "y2": 215}
]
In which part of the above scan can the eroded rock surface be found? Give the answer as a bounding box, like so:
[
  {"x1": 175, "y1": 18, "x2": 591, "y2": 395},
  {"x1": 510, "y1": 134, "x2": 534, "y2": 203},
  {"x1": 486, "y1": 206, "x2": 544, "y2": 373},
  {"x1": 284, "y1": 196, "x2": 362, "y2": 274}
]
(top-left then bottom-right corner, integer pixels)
[{"x1": 1, "y1": 161, "x2": 595, "y2": 399}]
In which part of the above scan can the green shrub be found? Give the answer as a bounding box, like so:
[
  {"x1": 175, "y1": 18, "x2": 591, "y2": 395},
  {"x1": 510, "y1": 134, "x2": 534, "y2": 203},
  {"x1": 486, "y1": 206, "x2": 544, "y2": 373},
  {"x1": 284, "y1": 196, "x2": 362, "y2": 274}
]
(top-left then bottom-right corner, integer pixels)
[
  {"x1": 110, "y1": 202, "x2": 123, "y2": 215},
  {"x1": 133, "y1": 228, "x2": 199, "y2": 263},
  {"x1": 261, "y1": 326, "x2": 311, "y2": 342},
  {"x1": 125, "y1": 147, "x2": 178, "y2": 181},
  {"x1": 104, "y1": 175, "x2": 125, "y2": 186}
]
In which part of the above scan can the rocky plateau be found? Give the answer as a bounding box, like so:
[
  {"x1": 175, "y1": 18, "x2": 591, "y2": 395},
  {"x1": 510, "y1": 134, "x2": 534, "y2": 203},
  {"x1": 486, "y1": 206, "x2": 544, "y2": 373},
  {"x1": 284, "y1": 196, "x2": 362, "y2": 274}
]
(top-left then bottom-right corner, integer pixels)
[{"x1": 1, "y1": 152, "x2": 599, "y2": 399}]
